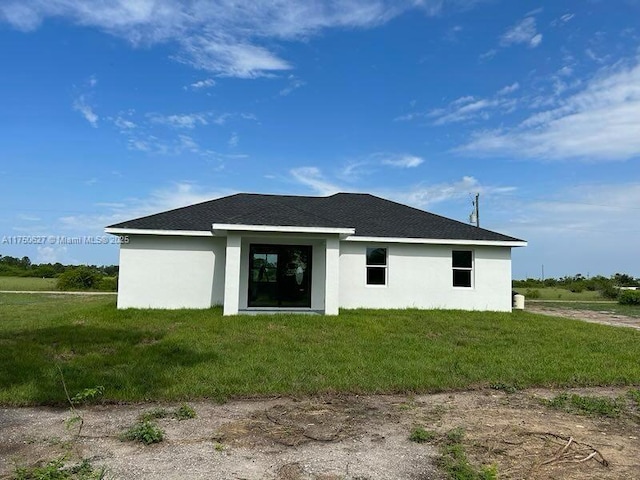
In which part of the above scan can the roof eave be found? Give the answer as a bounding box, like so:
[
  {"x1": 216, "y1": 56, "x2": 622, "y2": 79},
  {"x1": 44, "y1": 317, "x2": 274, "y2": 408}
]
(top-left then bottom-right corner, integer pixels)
[
  {"x1": 343, "y1": 235, "x2": 527, "y2": 247},
  {"x1": 105, "y1": 227, "x2": 213, "y2": 237}
]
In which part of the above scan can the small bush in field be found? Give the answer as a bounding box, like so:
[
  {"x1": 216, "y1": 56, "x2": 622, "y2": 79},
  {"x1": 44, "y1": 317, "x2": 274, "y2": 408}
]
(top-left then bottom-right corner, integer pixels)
[
  {"x1": 57, "y1": 267, "x2": 102, "y2": 291},
  {"x1": 618, "y1": 290, "x2": 640, "y2": 306},
  {"x1": 525, "y1": 289, "x2": 540, "y2": 299}
]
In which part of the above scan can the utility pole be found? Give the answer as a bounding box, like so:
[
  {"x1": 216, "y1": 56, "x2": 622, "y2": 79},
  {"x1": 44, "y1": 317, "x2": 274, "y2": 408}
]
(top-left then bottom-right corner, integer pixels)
[{"x1": 469, "y1": 193, "x2": 480, "y2": 227}]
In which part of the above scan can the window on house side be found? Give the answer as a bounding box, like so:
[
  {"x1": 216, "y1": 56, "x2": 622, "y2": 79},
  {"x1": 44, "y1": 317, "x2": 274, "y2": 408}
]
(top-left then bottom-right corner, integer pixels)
[
  {"x1": 452, "y1": 250, "x2": 473, "y2": 287},
  {"x1": 366, "y1": 247, "x2": 387, "y2": 285}
]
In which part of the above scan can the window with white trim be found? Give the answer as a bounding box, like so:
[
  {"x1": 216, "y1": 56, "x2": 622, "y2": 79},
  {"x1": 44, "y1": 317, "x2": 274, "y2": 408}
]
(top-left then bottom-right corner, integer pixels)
[
  {"x1": 366, "y1": 247, "x2": 387, "y2": 285},
  {"x1": 452, "y1": 250, "x2": 473, "y2": 287}
]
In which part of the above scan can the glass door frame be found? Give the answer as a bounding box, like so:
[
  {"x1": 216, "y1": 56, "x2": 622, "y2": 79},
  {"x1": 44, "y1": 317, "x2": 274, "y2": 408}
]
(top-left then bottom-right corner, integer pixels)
[{"x1": 247, "y1": 244, "x2": 313, "y2": 308}]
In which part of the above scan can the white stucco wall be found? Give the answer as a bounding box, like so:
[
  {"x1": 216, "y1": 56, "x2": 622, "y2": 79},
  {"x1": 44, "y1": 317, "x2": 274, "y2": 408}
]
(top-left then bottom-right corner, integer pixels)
[
  {"x1": 117, "y1": 235, "x2": 225, "y2": 309},
  {"x1": 338, "y1": 242, "x2": 513, "y2": 312}
]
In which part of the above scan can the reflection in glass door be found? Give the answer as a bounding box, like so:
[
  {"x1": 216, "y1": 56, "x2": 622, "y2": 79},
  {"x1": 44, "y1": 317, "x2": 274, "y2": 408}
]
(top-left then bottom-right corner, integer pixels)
[{"x1": 248, "y1": 244, "x2": 312, "y2": 308}]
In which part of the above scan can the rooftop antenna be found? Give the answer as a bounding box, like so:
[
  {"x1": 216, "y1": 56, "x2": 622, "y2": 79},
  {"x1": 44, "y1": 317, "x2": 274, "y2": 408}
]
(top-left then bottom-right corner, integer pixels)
[{"x1": 469, "y1": 193, "x2": 479, "y2": 227}]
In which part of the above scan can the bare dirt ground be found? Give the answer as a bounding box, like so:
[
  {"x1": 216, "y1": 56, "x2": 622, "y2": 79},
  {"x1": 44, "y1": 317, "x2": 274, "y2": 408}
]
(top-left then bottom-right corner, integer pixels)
[
  {"x1": 2, "y1": 387, "x2": 639, "y2": 480},
  {"x1": 526, "y1": 304, "x2": 640, "y2": 330}
]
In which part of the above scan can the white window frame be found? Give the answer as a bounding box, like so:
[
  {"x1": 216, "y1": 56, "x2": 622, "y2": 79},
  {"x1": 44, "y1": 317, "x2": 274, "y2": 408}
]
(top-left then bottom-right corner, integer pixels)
[
  {"x1": 452, "y1": 249, "x2": 474, "y2": 289},
  {"x1": 366, "y1": 247, "x2": 388, "y2": 287}
]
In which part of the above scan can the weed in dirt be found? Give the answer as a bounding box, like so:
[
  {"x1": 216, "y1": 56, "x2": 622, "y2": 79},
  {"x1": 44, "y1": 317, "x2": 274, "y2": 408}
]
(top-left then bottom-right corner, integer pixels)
[
  {"x1": 120, "y1": 420, "x2": 164, "y2": 445},
  {"x1": 139, "y1": 407, "x2": 170, "y2": 422},
  {"x1": 13, "y1": 457, "x2": 107, "y2": 480},
  {"x1": 545, "y1": 393, "x2": 623, "y2": 417},
  {"x1": 628, "y1": 389, "x2": 640, "y2": 406},
  {"x1": 409, "y1": 426, "x2": 437, "y2": 443},
  {"x1": 214, "y1": 442, "x2": 225, "y2": 452},
  {"x1": 138, "y1": 404, "x2": 196, "y2": 422},
  {"x1": 438, "y1": 428, "x2": 497, "y2": 480},
  {"x1": 489, "y1": 383, "x2": 519, "y2": 394},
  {"x1": 175, "y1": 403, "x2": 197, "y2": 420}
]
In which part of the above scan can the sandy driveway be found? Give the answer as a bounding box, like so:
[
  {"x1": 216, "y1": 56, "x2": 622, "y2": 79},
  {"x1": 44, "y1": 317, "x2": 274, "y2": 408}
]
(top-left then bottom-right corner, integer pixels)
[
  {"x1": 2, "y1": 387, "x2": 639, "y2": 480},
  {"x1": 526, "y1": 303, "x2": 640, "y2": 330}
]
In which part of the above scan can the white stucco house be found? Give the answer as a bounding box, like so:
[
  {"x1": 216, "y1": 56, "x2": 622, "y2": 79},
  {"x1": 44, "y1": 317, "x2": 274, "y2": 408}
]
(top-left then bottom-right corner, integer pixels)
[{"x1": 105, "y1": 193, "x2": 526, "y2": 315}]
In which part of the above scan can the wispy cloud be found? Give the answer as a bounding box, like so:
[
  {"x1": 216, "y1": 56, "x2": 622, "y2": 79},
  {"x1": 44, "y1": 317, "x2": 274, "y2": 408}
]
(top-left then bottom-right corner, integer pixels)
[
  {"x1": 0, "y1": 1, "x2": 487, "y2": 78},
  {"x1": 397, "y1": 176, "x2": 515, "y2": 208},
  {"x1": 185, "y1": 78, "x2": 215, "y2": 90},
  {"x1": 503, "y1": 182, "x2": 640, "y2": 276},
  {"x1": 72, "y1": 94, "x2": 98, "y2": 127},
  {"x1": 148, "y1": 112, "x2": 209, "y2": 129},
  {"x1": 458, "y1": 59, "x2": 640, "y2": 161},
  {"x1": 288, "y1": 166, "x2": 514, "y2": 210},
  {"x1": 290, "y1": 167, "x2": 342, "y2": 195},
  {"x1": 36, "y1": 245, "x2": 67, "y2": 264},
  {"x1": 378, "y1": 153, "x2": 424, "y2": 168},
  {"x1": 72, "y1": 74, "x2": 99, "y2": 127},
  {"x1": 500, "y1": 16, "x2": 542, "y2": 49},
  {"x1": 61, "y1": 182, "x2": 234, "y2": 233},
  {"x1": 228, "y1": 132, "x2": 239, "y2": 148},
  {"x1": 279, "y1": 75, "x2": 306, "y2": 96},
  {"x1": 113, "y1": 115, "x2": 136, "y2": 130},
  {"x1": 497, "y1": 82, "x2": 520, "y2": 96},
  {"x1": 17, "y1": 213, "x2": 41, "y2": 222}
]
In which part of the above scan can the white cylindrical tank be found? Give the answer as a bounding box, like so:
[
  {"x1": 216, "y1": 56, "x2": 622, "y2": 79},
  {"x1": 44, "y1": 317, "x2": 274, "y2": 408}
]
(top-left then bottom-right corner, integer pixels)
[{"x1": 513, "y1": 294, "x2": 525, "y2": 310}]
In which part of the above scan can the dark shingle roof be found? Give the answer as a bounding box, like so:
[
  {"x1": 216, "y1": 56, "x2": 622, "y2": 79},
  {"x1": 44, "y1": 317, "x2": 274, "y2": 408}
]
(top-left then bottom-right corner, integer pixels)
[{"x1": 107, "y1": 193, "x2": 524, "y2": 242}]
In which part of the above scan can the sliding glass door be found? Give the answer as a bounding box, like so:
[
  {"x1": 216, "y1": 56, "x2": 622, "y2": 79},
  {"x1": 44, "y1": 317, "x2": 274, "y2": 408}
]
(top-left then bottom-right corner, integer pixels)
[{"x1": 248, "y1": 244, "x2": 312, "y2": 308}]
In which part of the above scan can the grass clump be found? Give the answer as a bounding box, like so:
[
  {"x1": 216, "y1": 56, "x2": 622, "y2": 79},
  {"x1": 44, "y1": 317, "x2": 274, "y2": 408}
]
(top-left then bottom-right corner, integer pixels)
[
  {"x1": 545, "y1": 393, "x2": 623, "y2": 418},
  {"x1": 627, "y1": 389, "x2": 640, "y2": 406},
  {"x1": 13, "y1": 457, "x2": 107, "y2": 480},
  {"x1": 138, "y1": 404, "x2": 196, "y2": 422},
  {"x1": 409, "y1": 426, "x2": 437, "y2": 443},
  {"x1": 489, "y1": 383, "x2": 519, "y2": 394},
  {"x1": 438, "y1": 428, "x2": 497, "y2": 480},
  {"x1": 120, "y1": 420, "x2": 164, "y2": 445},
  {"x1": 175, "y1": 403, "x2": 197, "y2": 420},
  {"x1": 139, "y1": 407, "x2": 170, "y2": 422}
]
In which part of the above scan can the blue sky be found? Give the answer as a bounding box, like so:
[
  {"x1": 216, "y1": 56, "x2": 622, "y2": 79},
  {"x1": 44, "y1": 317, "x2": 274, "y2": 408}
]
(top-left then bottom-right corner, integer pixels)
[{"x1": 1, "y1": 0, "x2": 639, "y2": 279}]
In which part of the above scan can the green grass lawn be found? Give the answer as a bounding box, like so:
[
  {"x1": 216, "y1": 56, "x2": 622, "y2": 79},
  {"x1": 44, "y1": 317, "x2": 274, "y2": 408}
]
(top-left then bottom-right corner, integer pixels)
[
  {"x1": 513, "y1": 286, "x2": 605, "y2": 301},
  {"x1": 534, "y1": 301, "x2": 640, "y2": 318},
  {"x1": 0, "y1": 276, "x2": 57, "y2": 291},
  {"x1": 1, "y1": 293, "x2": 639, "y2": 406}
]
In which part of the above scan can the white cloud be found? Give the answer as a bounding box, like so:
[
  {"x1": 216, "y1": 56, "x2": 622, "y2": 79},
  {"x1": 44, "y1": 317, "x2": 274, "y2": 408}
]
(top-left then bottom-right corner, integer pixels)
[
  {"x1": 36, "y1": 245, "x2": 67, "y2": 264},
  {"x1": 279, "y1": 75, "x2": 306, "y2": 96},
  {"x1": 290, "y1": 167, "x2": 342, "y2": 195},
  {"x1": 497, "y1": 82, "x2": 520, "y2": 95},
  {"x1": 148, "y1": 112, "x2": 208, "y2": 129},
  {"x1": 17, "y1": 213, "x2": 41, "y2": 221},
  {"x1": 458, "y1": 59, "x2": 640, "y2": 161},
  {"x1": 398, "y1": 176, "x2": 515, "y2": 208},
  {"x1": 72, "y1": 94, "x2": 98, "y2": 127},
  {"x1": 379, "y1": 154, "x2": 424, "y2": 168},
  {"x1": 177, "y1": 38, "x2": 292, "y2": 78},
  {"x1": 0, "y1": 1, "x2": 487, "y2": 78},
  {"x1": 60, "y1": 182, "x2": 234, "y2": 233},
  {"x1": 429, "y1": 96, "x2": 515, "y2": 125},
  {"x1": 479, "y1": 48, "x2": 497, "y2": 61},
  {"x1": 228, "y1": 132, "x2": 239, "y2": 148},
  {"x1": 529, "y1": 33, "x2": 542, "y2": 48},
  {"x1": 186, "y1": 78, "x2": 215, "y2": 90},
  {"x1": 113, "y1": 116, "x2": 136, "y2": 130},
  {"x1": 505, "y1": 182, "x2": 640, "y2": 277},
  {"x1": 500, "y1": 17, "x2": 542, "y2": 49}
]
